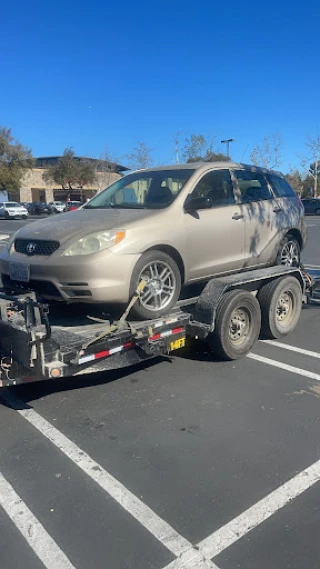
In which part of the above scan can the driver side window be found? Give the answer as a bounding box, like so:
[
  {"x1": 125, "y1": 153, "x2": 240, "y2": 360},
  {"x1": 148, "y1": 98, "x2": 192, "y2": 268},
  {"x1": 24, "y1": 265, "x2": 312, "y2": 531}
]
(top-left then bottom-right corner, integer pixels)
[{"x1": 191, "y1": 169, "x2": 235, "y2": 207}]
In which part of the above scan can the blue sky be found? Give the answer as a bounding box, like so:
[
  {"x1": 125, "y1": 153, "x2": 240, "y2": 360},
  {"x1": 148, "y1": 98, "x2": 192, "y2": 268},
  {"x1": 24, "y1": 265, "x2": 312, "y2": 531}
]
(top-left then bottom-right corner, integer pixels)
[{"x1": 1, "y1": 0, "x2": 318, "y2": 172}]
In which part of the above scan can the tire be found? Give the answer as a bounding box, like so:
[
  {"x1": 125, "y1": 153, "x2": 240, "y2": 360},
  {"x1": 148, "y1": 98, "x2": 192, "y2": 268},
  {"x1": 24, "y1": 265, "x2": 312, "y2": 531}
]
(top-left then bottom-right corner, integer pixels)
[
  {"x1": 129, "y1": 250, "x2": 181, "y2": 320},
  {"x1": 257, "y1": 276, "x2": 302, "y2": 340},
  {"x1": 276, "y1": 234, "x2": 300, "y2": 267},
  {"x1": 22, "y1": 215, "x2": 28, "y2": 220},
  {"x1": 208, "y1": 289, "x2": 261, "y2": 360},
  {"x1": 315, "y1": 209, "x2": 320, "y2": 216},
  {"x1": 4, "y1": 212, "x2": 9, "y2": 220}
]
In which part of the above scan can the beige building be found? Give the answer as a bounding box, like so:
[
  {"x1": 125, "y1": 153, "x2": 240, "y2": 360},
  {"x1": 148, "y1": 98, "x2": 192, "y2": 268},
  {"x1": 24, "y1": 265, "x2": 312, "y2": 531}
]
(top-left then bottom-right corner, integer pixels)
[{"x1": 18, "y1": 156, "x2": 129, "y2": 203}]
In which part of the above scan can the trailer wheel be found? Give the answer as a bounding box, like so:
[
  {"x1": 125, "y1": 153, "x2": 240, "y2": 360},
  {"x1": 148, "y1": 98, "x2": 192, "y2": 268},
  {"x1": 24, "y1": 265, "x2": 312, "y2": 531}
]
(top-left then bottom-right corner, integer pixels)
[
  {"x1": 208, "y1": 290, "x2": 261, "y2": 360},
  {"x1": 257, "y1": 276, "x2": 302, "y2": 340}
]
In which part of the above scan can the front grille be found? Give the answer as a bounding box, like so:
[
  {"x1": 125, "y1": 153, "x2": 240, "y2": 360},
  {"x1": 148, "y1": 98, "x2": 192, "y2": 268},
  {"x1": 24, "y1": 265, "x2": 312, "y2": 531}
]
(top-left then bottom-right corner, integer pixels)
[{"x1": 15, "y1": 239, "x2": 60, "y2": 256}]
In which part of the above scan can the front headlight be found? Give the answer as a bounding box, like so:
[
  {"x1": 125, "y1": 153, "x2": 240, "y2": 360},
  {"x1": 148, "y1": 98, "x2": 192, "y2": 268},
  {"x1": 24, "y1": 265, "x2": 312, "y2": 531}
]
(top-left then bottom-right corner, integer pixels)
[{"x1": 62, "y1": 230, "x2": 126, "y2": 257}]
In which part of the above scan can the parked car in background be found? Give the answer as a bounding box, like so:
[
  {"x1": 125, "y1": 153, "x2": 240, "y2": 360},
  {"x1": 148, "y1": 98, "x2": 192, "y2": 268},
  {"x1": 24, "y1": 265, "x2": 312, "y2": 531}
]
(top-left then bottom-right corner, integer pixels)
[
  {"x1": 301, "y1": 198, "x2": 320, "y2": 215},
  {"x1": 49, "y1": 201, "x2": 66, "y2": 213},
  {"x1": 0, "y1": 202, "x2": 28, "y2": 219},
  {"x1": 67, "y1": 201, "x2": 82, "y2": 211},
  {"x1": 27, "y1": 202, "x2": 52, "y2": 215},
  {"x1": 0, "y1": 162, "x2": 307, "y2": 319}
]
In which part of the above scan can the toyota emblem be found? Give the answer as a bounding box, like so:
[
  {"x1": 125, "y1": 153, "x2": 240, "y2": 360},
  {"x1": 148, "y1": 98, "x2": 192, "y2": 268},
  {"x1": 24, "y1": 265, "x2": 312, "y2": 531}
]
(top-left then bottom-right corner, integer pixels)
[{"x1": 26, "y1": 242, "x2": 36, "y2": 255}]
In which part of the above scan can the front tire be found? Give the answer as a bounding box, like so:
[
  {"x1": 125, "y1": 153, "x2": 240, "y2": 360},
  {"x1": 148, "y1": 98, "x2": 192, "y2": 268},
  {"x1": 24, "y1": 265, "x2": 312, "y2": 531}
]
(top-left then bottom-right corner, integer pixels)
[
  {"x1": 257, "y1": 276, "x2": 302, "y2": 339},
  {"x1": 208, "y1": 289, "x2": 261, "y2": 360},
  {"x1": 130, "y1": 250, "x2": 181, "y2": 320},
  {"x1": 315, "y1": 209, "x2": 320, "y2": 216},
  {"x1": 276, "y1": 234, "x2": 300, "y2": 267}
]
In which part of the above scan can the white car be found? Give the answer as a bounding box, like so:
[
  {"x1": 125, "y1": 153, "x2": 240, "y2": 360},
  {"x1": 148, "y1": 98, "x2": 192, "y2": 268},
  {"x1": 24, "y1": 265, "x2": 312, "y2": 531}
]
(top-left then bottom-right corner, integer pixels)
[
  {"x1": 0, "y1": 202, "x2": 28, "y2": 219},
  {"x1": 49, "y1": 201, "x2": 66, "y2": 213}
]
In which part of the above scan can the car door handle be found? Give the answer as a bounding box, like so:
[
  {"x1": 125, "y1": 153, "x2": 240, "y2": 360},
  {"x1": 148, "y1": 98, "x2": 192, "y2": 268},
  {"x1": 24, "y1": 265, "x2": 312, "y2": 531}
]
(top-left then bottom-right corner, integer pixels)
[
  {"x1": 232, "y1": 213, "x2": 244, "y2": 220},
  {"x1": 273, "y1": 207, "x2": 282, "y2": 213}
]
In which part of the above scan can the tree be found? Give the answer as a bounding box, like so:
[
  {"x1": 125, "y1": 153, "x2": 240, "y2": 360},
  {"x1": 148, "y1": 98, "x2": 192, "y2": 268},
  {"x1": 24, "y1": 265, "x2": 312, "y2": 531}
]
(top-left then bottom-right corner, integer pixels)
[
  {"x1": 301, "y1": 175, "x2": 313, "y2": 198},
  {"x1": 183, "y1": 134, "x2": 207, "y2": 162},
  {"x1": 204, "y1": 150, "x2": 230, "y2": 162},
  {"x1": 171, "y1": 130, "x2": 183, "y2": 164},
  {"x1": 43, "y1": 148, "x2": 96, "y2": 199},
  {"x1": 95, "y1": 146, "x2": 120, "y2": 192},
  {"x1": 183, "y1": 134, "x2": 230, "y2": 163},
  {"x1": 250, "y1": 132, "x2": 283, "y2": 169},
  {"x1": 0, "y1": 127, "x2": 33, "y2": 197},
  {"x1": 285, "y1": 170, "x2": 303, "y2": 195},
  {"x1": 299, "y1": 134, "x2": 320, "y2": 198},
  {"x1": 126, "y1": 141, "x2": 153, "y2": 170}
]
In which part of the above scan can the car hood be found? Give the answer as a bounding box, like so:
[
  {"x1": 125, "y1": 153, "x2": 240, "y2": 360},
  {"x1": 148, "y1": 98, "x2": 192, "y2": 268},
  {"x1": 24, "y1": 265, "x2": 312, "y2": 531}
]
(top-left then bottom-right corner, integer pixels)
[{"x1": 15, "y1": 208, "x2": 157, "y2": 245}]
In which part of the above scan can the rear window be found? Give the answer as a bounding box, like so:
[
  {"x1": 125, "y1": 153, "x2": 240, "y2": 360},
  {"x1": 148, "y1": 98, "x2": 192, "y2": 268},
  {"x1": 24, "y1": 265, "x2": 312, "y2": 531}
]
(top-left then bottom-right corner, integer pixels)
[
  {"x1": 6, "y1": 202, "x2": 20, "y2": 208},
  {"x1": 266, "y1": 175, "x2": 295, "y2": 198}
]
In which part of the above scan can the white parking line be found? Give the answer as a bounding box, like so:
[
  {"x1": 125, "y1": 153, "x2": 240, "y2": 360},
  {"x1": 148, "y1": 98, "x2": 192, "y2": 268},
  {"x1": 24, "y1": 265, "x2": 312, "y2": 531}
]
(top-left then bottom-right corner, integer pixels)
[
  {"x1": 162, "y1": 549, "x2": 220, "y2": 569},
  {"x1": 305, "y1": 264, "x2": 320, "y2": 269},
  {"x1": 247, "y1": 353, "x2": 320, "y2": 381},
  {"x1": 263, "y1": 340, "x2": 320, "y2": 359},
  {"x1": 0, "y1": 389, "x2": 217, "y2": 566},
  {"x1": 0, "y1": 233, "x2": 9, "y2": 240},
  {"x1": 197, "y1": 455, "x2": 320, "y2": 560},
  {"x1": 0, "y1": 471, "x2": 75, "y2": 569}
]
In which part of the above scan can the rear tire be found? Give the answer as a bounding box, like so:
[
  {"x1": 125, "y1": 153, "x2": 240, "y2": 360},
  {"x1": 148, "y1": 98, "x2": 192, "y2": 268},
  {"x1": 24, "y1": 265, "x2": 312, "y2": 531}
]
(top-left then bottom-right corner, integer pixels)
[
  {"x1": 208, "y1": 289, "x2": 261, "y2": 360},
  {"x1": 257, "y1": 276, "x2": 302, "y2": 339},
  {"x1": 276, "y1": 234, "x2": 300, "y2": 267},
  {"x1": 315, "y1": 209, "x2": 320, "y2": 216},
  {"x1": 129, "y1": 250, "x2": 181, "y2": 320}
]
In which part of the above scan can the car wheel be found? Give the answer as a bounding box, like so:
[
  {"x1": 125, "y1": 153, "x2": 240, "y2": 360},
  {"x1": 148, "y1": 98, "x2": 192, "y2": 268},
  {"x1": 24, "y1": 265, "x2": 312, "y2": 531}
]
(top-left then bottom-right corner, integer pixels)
[
  {"x1": 257, "y1": 276, "x2": 302, "y2": 339},
  {"x1": 129, "y1": 250, "x2": 181, "y2": 320},
  {"x1": 22, "y1": 215, "x2": 28, "y2": 220},
  {"x1": 276, "y1": 234, "x2": 300, "y2": 267},
  {"x1": 208, "y1": 289, "x2": 261, "y2": 360},
  {"x1": 4, "y1": 212, "x2": 9, "y2": 220},
  {"x1": 315, "y1": 209, "x2": 320, "y2": 216}
]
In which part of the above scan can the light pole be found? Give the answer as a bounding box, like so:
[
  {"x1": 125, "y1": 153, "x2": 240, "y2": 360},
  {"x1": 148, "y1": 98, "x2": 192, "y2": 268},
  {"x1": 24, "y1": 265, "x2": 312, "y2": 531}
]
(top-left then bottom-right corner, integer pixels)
[{"x1": 221, "y1": 138, "x2": 235, "y2": 158}]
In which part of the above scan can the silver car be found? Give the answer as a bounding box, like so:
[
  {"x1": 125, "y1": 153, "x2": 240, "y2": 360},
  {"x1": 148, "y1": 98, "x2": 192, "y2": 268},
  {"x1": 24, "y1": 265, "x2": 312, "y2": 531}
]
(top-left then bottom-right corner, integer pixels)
[{"x1": 0, "y1": 162, "x2": 307, "y2": 319}]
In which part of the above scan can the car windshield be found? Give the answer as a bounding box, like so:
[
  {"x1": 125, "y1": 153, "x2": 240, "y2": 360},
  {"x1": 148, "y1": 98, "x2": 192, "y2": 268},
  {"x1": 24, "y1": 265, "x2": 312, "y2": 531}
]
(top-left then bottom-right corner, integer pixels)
[
  {"x1": 6, "y1": 202, "x2": 20, "y2": 208},
  {"x1": 83, "y1": 169, "x2": 195, "y2": 210}
]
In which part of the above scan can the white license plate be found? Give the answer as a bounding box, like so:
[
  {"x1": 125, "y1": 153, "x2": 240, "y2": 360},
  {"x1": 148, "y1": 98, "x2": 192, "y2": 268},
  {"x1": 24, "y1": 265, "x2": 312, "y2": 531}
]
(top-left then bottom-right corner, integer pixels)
[{"x1": 9, "y1": 262, "x2": 30, "y2": 282}]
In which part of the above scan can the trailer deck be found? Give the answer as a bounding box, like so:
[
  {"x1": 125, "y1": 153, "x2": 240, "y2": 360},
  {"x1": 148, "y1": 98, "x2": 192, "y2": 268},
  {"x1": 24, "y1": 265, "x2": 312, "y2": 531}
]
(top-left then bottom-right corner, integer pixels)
[{"x1": 0, "y1": 265, "x2": 318, "y2": 388}]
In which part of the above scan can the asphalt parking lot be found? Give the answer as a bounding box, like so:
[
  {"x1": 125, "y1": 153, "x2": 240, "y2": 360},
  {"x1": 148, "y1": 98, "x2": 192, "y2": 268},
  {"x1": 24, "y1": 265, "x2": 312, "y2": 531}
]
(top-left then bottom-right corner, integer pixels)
[{"x1": 0, "y1": 216, "x2": 319, "y2": 569}]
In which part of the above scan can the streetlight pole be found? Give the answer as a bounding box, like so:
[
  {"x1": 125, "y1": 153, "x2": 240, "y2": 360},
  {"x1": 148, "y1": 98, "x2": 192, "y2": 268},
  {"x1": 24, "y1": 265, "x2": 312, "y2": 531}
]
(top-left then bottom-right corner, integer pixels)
[{"x1": 221, "y1": 138, "x2": 235, "y2": 158}]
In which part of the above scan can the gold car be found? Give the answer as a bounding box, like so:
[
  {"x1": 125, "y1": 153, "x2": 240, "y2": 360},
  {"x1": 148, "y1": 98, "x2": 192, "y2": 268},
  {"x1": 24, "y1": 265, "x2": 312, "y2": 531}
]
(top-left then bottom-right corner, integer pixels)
[{"x1": 0, "y1": 162, "x2": 307, "y2": 319}]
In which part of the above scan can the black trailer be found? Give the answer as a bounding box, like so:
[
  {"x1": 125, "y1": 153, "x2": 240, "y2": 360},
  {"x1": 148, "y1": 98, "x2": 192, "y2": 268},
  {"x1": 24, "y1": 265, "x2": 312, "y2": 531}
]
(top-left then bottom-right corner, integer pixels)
[{"x1": 0, "y1": 266, "x2": 312, "y2": 388}]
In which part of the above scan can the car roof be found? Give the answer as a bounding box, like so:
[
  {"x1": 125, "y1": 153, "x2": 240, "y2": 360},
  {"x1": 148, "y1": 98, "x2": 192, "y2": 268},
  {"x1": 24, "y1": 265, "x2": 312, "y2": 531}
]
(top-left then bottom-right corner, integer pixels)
[{"x1": 130, "y1": 162, "x2": 284, "y2": 177}]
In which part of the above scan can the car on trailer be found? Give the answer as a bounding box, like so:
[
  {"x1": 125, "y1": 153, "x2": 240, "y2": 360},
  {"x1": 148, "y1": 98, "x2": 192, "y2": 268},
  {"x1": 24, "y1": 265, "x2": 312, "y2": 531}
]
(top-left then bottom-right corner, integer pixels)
[{"x1": 0, "y1": 163, "x2": 306, "y2": 320}]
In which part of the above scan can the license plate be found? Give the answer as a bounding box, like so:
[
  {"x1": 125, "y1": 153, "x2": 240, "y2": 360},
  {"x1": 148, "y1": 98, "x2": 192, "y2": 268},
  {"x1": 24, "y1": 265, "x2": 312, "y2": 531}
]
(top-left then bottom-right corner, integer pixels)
[{"x1": 9, "y1": 262, "x2": 30, "y2": 282}]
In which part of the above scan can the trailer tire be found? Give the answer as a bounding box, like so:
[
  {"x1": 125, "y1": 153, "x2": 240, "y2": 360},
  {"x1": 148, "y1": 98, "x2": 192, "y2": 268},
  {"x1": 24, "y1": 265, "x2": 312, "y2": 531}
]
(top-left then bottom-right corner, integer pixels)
[
  {"x1": 129, "y1": 250, "x2": 181, "y2": 320},
  {"x1": 257, "y1": 276, "x2": 302, "y2": 340},
  {"x1": 208, "y1": 289, "x2": 261, "y2": 360}
]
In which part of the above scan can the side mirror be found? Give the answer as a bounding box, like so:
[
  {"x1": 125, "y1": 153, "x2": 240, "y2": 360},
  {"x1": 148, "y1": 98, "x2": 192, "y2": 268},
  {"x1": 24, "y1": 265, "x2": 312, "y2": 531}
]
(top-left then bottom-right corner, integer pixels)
[{"x1": 185, "y1": 196, "x2": 212, "y2": 212}]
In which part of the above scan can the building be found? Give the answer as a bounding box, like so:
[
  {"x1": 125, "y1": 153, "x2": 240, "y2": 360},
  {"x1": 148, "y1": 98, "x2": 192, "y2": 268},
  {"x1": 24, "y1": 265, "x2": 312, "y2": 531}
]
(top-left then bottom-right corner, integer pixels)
[{"x1": 19, "y1": 156, "x2": 129, "y2": 203}]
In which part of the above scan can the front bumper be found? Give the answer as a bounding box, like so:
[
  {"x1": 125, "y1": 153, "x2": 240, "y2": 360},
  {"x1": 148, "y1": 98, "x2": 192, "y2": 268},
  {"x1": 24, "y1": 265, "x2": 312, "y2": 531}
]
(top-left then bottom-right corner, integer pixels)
[{"x1": 0, "y1": 248, "x2": 140, "y2": 303}]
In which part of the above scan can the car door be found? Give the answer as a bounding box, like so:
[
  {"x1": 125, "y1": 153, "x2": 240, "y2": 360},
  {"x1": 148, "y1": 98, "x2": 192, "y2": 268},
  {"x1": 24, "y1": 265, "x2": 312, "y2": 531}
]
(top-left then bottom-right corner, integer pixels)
[
  {"x1": 183, "y1": 168, "x2": 246, "y2": 280},
  {"x1": 232, "y1": 169, "x2": 281, "y2": 268}
]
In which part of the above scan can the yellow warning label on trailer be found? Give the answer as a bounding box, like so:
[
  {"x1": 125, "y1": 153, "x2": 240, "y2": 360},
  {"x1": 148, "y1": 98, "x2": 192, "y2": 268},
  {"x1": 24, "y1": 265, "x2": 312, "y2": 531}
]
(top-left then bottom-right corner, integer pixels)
[{"x1": 170, "y1": 338, "x2": 186, "y2": 351}]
